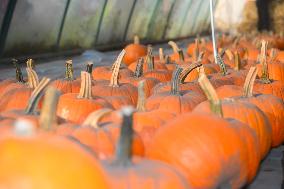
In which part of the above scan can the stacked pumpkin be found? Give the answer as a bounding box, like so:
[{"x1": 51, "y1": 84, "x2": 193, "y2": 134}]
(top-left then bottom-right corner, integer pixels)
[{"x1": 0, "y1": 33, "x2": 284, "y2": 189}]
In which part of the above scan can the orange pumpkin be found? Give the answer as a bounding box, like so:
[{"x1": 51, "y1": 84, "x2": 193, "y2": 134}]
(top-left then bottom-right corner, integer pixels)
[
  {"x1": 57, "y1": 72, "x2": 112, "y2": 124},
  {"x1": 123, "y1": 35, "x2": 147, "y2": 66}
]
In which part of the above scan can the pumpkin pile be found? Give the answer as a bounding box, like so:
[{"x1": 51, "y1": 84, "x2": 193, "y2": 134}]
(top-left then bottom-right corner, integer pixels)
[{"x1": 0, "y1": 33, "x2": 284, "y2": 189}]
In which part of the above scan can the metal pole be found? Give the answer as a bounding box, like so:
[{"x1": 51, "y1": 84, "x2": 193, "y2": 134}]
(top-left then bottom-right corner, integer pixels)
[{"x1": 209, "y1": 0, "x2": 217, "y2": 64}]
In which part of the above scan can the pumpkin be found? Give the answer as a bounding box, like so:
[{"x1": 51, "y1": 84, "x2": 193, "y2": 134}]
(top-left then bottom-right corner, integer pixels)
[
  {"x1": 168, "y1": 41, "x2": 188, "y2": 63},
  {"x1": 50, "y1": 60, "x2": 81, "y2": 94},
  {"x1": 0, "y1": 122, "x2": 109, "y2": 189},
  {"x1": 193, "y1": 74, "x2": 272, "y2": 159},
  {"x1": 92, "y1": 50, "x2": 138, "y2": 105},
  {"x1": 66, "y1": 108, "x2": 144, "y2": 160},
  {"x1": 123, "y1": 35, "x2": 147, "y2": 66},
  {"x1": 0, "y1": 68, "x2": 42, "y2": 112},
  {"x1": 57, "y1": 71, "x2": 112, "y2": 124},
  {"x1": 146, "y1": 111, "x2": 260, "y2": 188},
  {"x1": 102, "y1": 107, "x2": 189, "y2": 189},
  {"x1": 145, "y1": 66, "x2": 205, "y2": 114}
]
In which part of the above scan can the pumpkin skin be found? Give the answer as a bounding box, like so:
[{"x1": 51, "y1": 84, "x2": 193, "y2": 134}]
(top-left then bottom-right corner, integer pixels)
[
  {"x1": 0, "y1": 133, "x2": 109, "y2": 189},
  {"x1": 193, "y1": 99, "x2": 272, "y2": 159},
  {"x1": 183, "y1": 64, "x2": 218, "y2": 82},
  {"x1": 92, "y1": 66, "x2": 134, "y2": 81},
  {"x1": 123, "y1": 36, "x2": 147, "y2": 66},
  {"x1": 254, "y1": 79, "x2": 284, "y2": 100},
  {"x1": 143, "y1": 70, "x2": 172, "y2": 83},
  {"x1": 238, "y1": 94, "x2": 284, "y2": 147},
  {"x1": 216, "y1": 85, "x2": 244, "y2": 99},
  {"x1": 256, "y1": 61, "x2": 284, "y2": 82},
  {"x1": 146, "y1": 112, "x2": 260, "y2": 189}
]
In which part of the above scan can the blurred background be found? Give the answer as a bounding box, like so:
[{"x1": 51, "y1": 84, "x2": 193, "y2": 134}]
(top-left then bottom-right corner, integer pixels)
[{"x1": 0, "y1": 0, "x2": 283, "y2": 59}]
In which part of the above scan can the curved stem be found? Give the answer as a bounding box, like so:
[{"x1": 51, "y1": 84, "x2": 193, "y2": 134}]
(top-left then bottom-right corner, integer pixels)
[
  {"x1": 25, "y1": 77, "x2": 51, "y2": 114},
  {"x1": 168, "y1": 41, "x2": 180, "y2": 53},
  {"x1": 26, "y1": 59, "x2": 35, "y2": 69},
  {"x1": 109, "y1": 50, "x2": 126, "y2": 87},
  {"x1": 114, "y1": 107, "x2": 135, "y2": 166},
  {"x1": 171, "y1": 67, "x2": 183, "y2": 95},
  {"x1": 78, "y1": 72, "x2": 92, "y2": 99},
  {"x1": 234, "y1": 51, "x2": 241, "y2": 71},
  {"x1": 198, "y1": 74, "x2": 223, "y2": 117},
  {"x1": 82, "y1": 108, "x2": 113, "y2": 128},
  {"x1": 216, "y1": 54, "x2": 227, "y2": 76},
  {"x1": 86, "y1": 61, "x2": 93, "y2": 74},
  {"x1": 243, "y1": 66, "x2": 258, "y2": 97},
  {"x1": 134, "y1": 58, "x2": 144, "y2": 78},
  {"x1": 65, "y1": 60, "x2": 74, "y2": 80},
  {"x1": 178, "y1": 49, "x2": 185, "y2": 62},
  {"x1": 136, "y1": 80, "x2": 146, "y2": 111},
  {"x1": 134, "y1": 35, "x2": 140, "y2": 44},
  {"x1": 26, "y1": 68, "x2": 39, "y2": 89},
  {"x1": 180, "y1": 62, "x2": 202, "y2": 83},
  {"x1": 225, "y1": 49, "x2": 234, "y2": 61},
  {"x1": 159, "y1": 48, "x2": 165, "y2": 62},
  {"x1": 12, "y1": 59, "x2": 24, "y2": 83},
  {"x1": 39, "y1": 87, "x2": 60, "y2": 131}
]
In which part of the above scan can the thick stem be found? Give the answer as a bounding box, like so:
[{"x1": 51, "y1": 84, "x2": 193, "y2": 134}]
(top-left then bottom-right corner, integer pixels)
[
  {"x1": 86, "y1": 61, "x2": 93, "y2": 74},
  {"x1": 178, "y1": 49, "x2": 185, "y2": 62},
  {"x1": 136, "y1": 80, "x2": 146, "y2": 111},
  {"x1": 159, "y1": 48, "x2": 165, "y2": 62},
  {"x1": 234, "y1": 51, "x2": 241, "y2": 71},
  {"x1": 134, "y1": 58, "x2": 144, "y2": 78},
  {"x1": 193, "y1": 38, "x2": 200, "y2": 61},
  {"x1": 26, "y1": 68, "x2": 39, "y2": 89},
  {"x1": 12, "y1": 59, "x2": 24, "y2": 82},
  {"x1": 198, "y1": 74, "x2": 223, "y2": 117},
  {"x1": 78, "y1": 72, "x2": 92, "y2": 99},
  {"x1": 171, "y1": 67, "x2": 183, "y2": 95},
  {"x1": 259, "y1": 40, "x2": 270, "y2": 84},
  {"x1": 82, "y1": 108, "x2": 113, "y2": 128},
  {"x1": 180, "y1": 62, "x2": 202, "y2": 83},
  {"x1": 25, "y1": 77, "x2": 51, "y2": 114},
  {"x1": 109, "y1": 50, "x2": 126, "y2": 87},
  {"x1": 114, "y1": 107, "x2": 134, "y2": 166},
  {"x1": 243, "y1": 66, "x2": 258, "y2": 97},
  {"x1": 65, "y1": 60, "x2": 74, "y2": 80},
  {"x1": 134, "y1": 35, "x2": 140, "y2": 44},
  {"x1": 147, "y1": 56, "x2": 154, "y2": 71},
  {"x1": 26, "y1": 59, "x2": 35, "y2": 69},
  {"x1": 216, "y1": 54, "x2": 227, "y2": 76},
  {"x1": 39, "y1": 87, "x2": 60, "y2": 131},
  {"x1": 168, "y1": 41, "x2": 180, "y2": 53}
]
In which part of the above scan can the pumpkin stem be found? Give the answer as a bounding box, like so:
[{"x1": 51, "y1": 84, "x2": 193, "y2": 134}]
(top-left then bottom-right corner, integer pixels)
[
  {"x1": 26, "y1": 68, "x2": 39, "y2": 89},
  {"x1": 180, "y1": 62, "x2": 202, "y2": 83},
  {"x1": 26, "y1": 59, "x2": 35, "y2": 69},
  {"x1": 193, "y1": 38, "x2": 200, "y2": 61},
  {"x1": 259, "y1": 40, "x2": 271, "y2": 84},
  {"x1": 225, "y1": 49, "x2": 234, "y2": 61},
  {"x1": 82, "y1": 108, "x2": 113, "y2": 128},
  {"x1": 198, "y1": 74, "x2": 223, "y2": 117},
  {"x1": 134, "y1": 58, "x2": 144, "y2": 78},
  {"x1": 86, "y1": 61, "x2": 93, "y2": 74},
  {"x1": 25, "y1": 77, "x2": 51, "y2": 114},
  {"x1": 109, "y1": 50, "x2": 126, "y2": 87},
  {"x1": 65, "y1": 60, "x2": 74, "y2": 80},
  {"x1": 12, "y1": 59, "x2": 24, "y2": 83},
  {"x1": 159, "y1": 48, "x2": 165, "y2": 62},
  {"x1": 178, "y1": 49, "x2": 185, "y2": 62},
  {"x1": 269, "y1": 48, "x2": 278, "y2": 63},
  {"x1": 114, "y1": 106, "x2": 135, "y2": 166},
  {"x1": 216, "y1": 53, "x2": 227, "y2": 76},
  {"x1": 165, "y1": 55, "x2": 171, "y2": 64},
  {"x1": 171, "y1": 67, "x2": 183, "y2": 95},
  {"x1": 136, "y1": 80, "x2": 146, "y2": 111},
  {"x1": 134, "y1": 35, "x2": 140, "y2": 44},
  {"x1": 234, "y1": 51, "x2": 241, "y2": 71},
  {"x1": 168, "y1": 41, "x2": 180, "y2": 53},
  {"x1": 39, "y1": 87, "x2": 60, "y2": 131},
  {"x1": 147, "y1": 56, "x2": 154, "y2": 71},
  {"x1": 78, "y1": 71, "x2": 92, "y2": 99},
  {"x1": 243, "y1": 67, "x2": 258, "y2": 97},
  {"x1": 232, "y1": 36, "x2": 240, "y2": 48}
]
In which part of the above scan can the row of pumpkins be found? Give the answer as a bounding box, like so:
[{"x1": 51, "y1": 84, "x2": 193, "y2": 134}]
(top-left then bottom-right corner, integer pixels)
[{"x1": 0, "y1": 33, "x2": 284, "y2": 189}]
